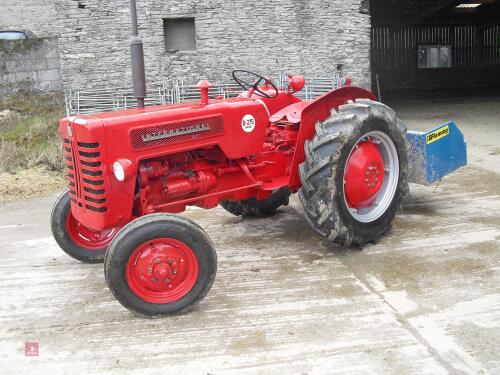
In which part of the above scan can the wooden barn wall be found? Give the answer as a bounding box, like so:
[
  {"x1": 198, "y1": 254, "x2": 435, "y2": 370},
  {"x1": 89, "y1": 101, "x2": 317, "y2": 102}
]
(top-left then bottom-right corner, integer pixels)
[{"x1": 372, "y1": 24, "x2": 500, "y2": 92}]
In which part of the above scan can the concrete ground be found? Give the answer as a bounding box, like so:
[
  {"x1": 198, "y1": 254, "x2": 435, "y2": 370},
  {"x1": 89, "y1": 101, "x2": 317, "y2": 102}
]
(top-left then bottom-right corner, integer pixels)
[{"x1": 1, "y1": 96, "x2": 499, "y2": 374}]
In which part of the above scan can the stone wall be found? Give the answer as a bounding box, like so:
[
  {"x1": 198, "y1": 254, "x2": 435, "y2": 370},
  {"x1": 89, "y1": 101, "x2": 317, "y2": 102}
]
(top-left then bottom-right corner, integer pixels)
[
  {"x1": 0, "y1": 38, "x2": 62, "y2": 98},
  {"x1": 0, "y1": 0, "x2": 58, "y2": 38},
  {"x1": 55, "y1": 0, "x2": 371, "y2": 90}
]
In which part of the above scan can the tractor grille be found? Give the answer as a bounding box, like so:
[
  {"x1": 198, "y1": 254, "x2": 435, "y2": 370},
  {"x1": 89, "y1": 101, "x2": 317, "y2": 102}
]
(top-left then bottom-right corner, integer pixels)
[
  {"x1": 63, "y1": 138, "x2": 108, "y2": 213},
  {"x1": 130, "y1": 116, "x2": 224, "y2": 150}
]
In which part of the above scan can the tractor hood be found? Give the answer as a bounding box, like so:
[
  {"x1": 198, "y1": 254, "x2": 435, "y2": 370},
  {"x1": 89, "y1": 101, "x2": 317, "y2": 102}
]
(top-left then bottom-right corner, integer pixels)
[{"x1": 60, "y1": 97, "x2": 270, "y2": 230}]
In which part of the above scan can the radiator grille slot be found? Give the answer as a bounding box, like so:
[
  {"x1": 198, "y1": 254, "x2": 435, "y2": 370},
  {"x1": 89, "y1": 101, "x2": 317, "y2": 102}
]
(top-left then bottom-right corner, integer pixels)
[
  {"x1": 78, "y1": 142, "x2": 99, "y2": 148},
  {"x1": 81, "y1": 160, "x2": 101, "y2": 167},
  {"x1": 79, "y1": 150, "x2": 100, "y2": 158},
  {"x1": 82, "y1": 169, "x2": 102, "y2": 176},
  {"x1": 86, "y1": 205, "x2": 107, "y2": 213},
  {"x1": 130, "y1": 116, "x2": 224, "y2": 150},
  {"x1": 85, "y1": 196, "x2": 106, "y2": 204},
  {"x1": 83, "y1": 178, "x2": 103, "y2": 186},
  {"x1": 84, "y1": 187, "x2": 105, "y2": 195}
]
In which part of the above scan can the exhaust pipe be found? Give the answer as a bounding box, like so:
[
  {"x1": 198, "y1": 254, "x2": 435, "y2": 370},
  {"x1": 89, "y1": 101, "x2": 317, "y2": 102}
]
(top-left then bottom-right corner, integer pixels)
[{"x1": 129, "y1": 0, "x2": 147, "y2": 108}]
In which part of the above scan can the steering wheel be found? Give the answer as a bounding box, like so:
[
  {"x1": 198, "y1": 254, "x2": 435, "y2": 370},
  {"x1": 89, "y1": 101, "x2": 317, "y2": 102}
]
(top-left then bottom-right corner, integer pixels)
[{"x1": 232, "y1": 70, "x2": 279, "y2": 98}]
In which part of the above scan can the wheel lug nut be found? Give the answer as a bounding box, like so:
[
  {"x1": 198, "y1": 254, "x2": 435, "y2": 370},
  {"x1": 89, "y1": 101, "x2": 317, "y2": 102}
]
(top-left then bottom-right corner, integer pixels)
[
  {"x1": 173, "y1": 269, "x2": 177, "y2": 275},
  {"x1": 168, "y1": 259, "x2": 174, "y2": 265},
  {"x1": 148, "y1": 267, "x2": 153, "y2": 273},
  {"x1": 152, "y1": 277, "x2": 158, "y2": 283},
  {"x1": 165, "y1": 278, "x2": 171, "y2": 284}
]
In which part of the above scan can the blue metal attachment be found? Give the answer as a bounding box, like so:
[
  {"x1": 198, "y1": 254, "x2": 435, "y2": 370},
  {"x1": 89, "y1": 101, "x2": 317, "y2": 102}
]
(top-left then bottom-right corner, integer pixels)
[{"x1": 406, "y1": 121, "x2": 467, "y2": 185}]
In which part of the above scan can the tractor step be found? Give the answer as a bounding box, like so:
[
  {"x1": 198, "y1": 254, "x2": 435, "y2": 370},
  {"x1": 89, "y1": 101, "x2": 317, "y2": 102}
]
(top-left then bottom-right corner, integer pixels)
[{"x1": 407, "y1": 121, "x2": 467, "y2": 185}]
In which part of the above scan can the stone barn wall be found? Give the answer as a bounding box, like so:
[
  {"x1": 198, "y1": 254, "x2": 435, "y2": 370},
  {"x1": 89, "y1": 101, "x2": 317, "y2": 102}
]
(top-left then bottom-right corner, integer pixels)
[
  {"x1": 0, "y1": 37, "x2": 62, "y2": 98},
  {"x1": 0, "y1": 0, "x2": 61, "y2": 98},
  {"x1": 55, "y1": 0, "x2": 371, "y2": 90}
]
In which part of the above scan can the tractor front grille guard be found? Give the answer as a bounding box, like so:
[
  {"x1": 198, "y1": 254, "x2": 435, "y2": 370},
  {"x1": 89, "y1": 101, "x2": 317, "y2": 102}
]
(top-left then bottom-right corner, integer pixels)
[{"x1": 64, "y1": 139, "x2": 107, "y2": 213}]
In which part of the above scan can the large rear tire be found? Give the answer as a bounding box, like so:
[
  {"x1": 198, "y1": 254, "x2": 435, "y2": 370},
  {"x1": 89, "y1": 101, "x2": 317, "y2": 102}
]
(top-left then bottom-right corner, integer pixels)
[
  {"x1": 298, "y1": 99, "x2": 409, "y2": 247},
  {"x1": 220, "y1": 188, "x2": 290, "y2": 217},
  {"x1": 51, "y1": 190, "x2": 119, "y2": 263},
  {"x1": 104, "y1": 214, "x2": 217, "y2": 316}
]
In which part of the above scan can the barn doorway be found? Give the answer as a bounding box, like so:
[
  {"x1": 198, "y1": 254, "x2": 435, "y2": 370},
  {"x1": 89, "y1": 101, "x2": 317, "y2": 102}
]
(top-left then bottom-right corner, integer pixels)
[{"x1": 370, "y1": 0, "x2": 500, "y2": 98}]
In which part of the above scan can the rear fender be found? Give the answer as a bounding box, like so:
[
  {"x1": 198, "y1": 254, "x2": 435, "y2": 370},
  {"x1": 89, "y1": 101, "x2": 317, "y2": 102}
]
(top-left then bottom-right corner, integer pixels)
[{"x1": 288, "y1": 87, "x2": 377, "y2": 189}]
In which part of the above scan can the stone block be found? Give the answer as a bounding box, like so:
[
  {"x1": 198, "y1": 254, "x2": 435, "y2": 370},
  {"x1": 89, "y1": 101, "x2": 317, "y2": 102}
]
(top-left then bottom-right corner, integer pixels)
[
  {"x1": 36, "y1": 69, "x2": 60, "y2": 82},
  {"x1": 2, "y1": 73, "x2": 18, "y2": 84},
  {"x1": 29, "y1": 59, "x2": 49, "y2": 71},
  {"x1": 15, "y1": 71, "x2": 37, "y2": 82},
  {"x1": 36, "y1": 80, "x2": 53, "y2": 92},
  {"x1": 47, "y1": 58, "x2": 61, "y2": 70},
  {"x1": 5, "y1": 60, "x2": 28, "y2": 73},
  {"x1": 50, "y1": 80, "x2": 63, "y2": 91}
]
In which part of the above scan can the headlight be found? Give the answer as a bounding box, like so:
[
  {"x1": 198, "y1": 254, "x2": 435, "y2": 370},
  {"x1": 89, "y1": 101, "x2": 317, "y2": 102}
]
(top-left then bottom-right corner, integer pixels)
[{"x1": 113, "y1": 161, "x2": 125, "y2": 181}]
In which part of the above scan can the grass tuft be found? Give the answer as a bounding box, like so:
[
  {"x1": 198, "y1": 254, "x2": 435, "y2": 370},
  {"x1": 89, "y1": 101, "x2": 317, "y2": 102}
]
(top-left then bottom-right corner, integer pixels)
[
  {"x1": 0, "y1": 93, "x2": 67, "y2": 202},
  {"x1": 0, "y1": 93, "x2": 65, "y2": 173}
]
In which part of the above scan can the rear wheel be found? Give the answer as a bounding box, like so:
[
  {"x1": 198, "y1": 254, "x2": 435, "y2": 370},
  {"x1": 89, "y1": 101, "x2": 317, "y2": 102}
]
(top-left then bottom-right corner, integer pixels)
[
  {"x1": 104, "y1": 214, "x2": 217, "y2": 316},
  {"x1": 51, "y1": 190, "x2": 118, "y2": 263},
  {"x1": 298, "y1": 99, "x2": 409, "y2": 247},
  {"x1": 220, "y1": 188, "x2": 290, "y2": 217}
]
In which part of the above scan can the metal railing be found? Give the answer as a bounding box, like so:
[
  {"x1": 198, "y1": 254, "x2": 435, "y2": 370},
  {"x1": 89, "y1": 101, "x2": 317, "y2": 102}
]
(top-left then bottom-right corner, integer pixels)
[
  {"x1": 65, "y1": 72, "x2": 347, "y2": 117},
  {"x1": 277, "y1": 71, "x2": 345, "y2": 100}
]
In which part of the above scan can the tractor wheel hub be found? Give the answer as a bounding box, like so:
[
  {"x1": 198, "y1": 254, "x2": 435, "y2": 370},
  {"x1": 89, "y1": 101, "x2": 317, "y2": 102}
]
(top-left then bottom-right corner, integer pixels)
[
  {"x1": 344, "y1": 140, "x2": 385, "y2": 209},
  {"x1": 126, "y1": 238, "x2": 198, "y2": 303}
]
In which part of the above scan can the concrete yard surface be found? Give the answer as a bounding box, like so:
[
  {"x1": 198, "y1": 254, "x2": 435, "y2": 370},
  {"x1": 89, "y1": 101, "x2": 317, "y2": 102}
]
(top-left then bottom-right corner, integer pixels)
[{"x1": 1, "y1": 96, "x2": 499, "y2": 374}]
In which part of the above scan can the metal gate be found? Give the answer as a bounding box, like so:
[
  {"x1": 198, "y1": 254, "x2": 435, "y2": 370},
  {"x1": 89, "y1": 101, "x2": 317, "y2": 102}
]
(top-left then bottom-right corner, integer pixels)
[{"x1": 65, "y1": 71, "x2": 349, "y2": 117}]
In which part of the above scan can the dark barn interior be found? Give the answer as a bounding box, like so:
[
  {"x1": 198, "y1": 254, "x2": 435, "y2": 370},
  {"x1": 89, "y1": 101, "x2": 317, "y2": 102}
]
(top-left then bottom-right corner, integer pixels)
[{"x1": 370, "y1": 0, "x2": 500, "y2": 97}]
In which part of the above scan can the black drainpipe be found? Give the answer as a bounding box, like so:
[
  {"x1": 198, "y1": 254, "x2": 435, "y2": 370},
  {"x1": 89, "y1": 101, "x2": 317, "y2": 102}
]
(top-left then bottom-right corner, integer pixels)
[{"x1": 129, "y1": 0, "x2": 147, "y2": 108}]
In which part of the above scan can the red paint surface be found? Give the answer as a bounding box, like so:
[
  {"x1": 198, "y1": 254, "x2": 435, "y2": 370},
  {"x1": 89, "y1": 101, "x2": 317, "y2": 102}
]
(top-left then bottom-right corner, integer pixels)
[{"x1": 66, "y1": 208, "x2": 117, "y2": 250}]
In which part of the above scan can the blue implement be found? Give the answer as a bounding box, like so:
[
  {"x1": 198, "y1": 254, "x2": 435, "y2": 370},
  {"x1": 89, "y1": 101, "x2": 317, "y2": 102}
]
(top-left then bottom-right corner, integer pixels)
[{"x1": 406, "y1": 121, "x2": 467, "y2": 185}]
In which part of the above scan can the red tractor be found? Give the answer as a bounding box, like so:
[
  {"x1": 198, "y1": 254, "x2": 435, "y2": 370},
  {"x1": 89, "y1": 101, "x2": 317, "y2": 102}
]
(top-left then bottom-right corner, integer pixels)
[
  {"x1": 50, "y1": 2, "x2": 467, "y2": 317},
  {"x1": 51, "y1": 69, "x2": 415, "y2": 315}
]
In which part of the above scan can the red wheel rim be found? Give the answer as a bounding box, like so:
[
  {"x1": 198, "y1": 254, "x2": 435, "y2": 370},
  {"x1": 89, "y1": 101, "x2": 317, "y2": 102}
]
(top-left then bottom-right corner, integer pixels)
[
  {"x1": 125, "y1": 238, "x2": 199, "y2": 304},
  {"x1": 344, "y1": 139, "x2": 385, "y2": 209},
  {"x1": 66, "y1": 212, "x2": 117, "y2": 251}
]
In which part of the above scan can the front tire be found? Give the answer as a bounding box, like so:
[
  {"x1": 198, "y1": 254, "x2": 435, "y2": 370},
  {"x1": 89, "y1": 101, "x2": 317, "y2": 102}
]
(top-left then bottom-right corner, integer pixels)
[
  {"x1": 298, "y1": 99, "x2": 409, "y2": 247},
  {"x1": 104, "y1": 214, "x2": 217, "y2": 316},
  {"x1": 51, "y1": 190, "x2": 118, "y2": 263}
]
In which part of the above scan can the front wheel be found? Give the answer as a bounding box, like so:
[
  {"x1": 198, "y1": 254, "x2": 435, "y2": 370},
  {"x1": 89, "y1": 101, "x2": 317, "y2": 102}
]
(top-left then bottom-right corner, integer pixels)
[
  {"x1": 51, "y1": 190, "x2": 118, "y2": 263},
  {"x1": 298, "y1": 99, "x2": 409, "y2": 247},
  {"x1": 104, "y1": 214, "x2": 217, "y2": 316}
]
